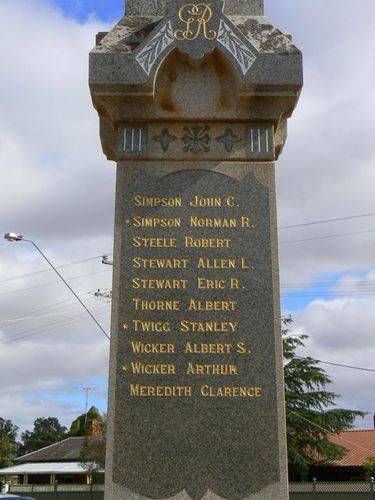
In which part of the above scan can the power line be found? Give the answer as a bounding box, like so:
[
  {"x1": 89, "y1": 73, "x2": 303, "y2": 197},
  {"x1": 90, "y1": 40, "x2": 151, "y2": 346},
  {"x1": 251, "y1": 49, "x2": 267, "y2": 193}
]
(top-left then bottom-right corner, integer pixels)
[
  {"x1": 280, "y1": 228, "x2": 375, "y2": 245},
  {"x1": 280, "y1": 211, "x2": 375, "y2": 230},
  {"x1": 0, "y1": 297, "x2": 78, "y2": 326},
  {"x1": 296, "y1": 356, "x2": 375, "y2": 373},
  {"x1": 0, "y1": 294, "x2": 92, "y2": 321},
  {"x1": 0, "y1": 295, "x2": 96, "y2": 326},
  {"x1": 0, "y1": 305, "x2": 107, "y2": 342},
  {"x1": 282, "y1": 279, "x2": 375, "y2": 289},
  {"x1": 0, "y1": 254, "x2": 113, "y2": 285},
  {"x1": 282, "y1": 292, "x2": 375, "y2": 298},
  {"x1": 0, "y1": 306, "x2": 110, "y2": 345},
  {"x1": 0, "y1": 269, "x2": 111, "y2": 298}
]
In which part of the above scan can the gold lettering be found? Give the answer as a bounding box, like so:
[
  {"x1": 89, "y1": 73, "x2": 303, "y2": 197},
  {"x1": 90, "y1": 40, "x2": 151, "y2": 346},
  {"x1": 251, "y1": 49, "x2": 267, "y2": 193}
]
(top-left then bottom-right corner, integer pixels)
[
  {"x1": 200, "y1": 385, "x2": 262, "y2": 397},
  {"x1": 197, "y1": 258, "x2": 236, "y2": 269},
  {"x1": 132, "y1": 298, "x2": 180, "y2": 311},
  {"x1": 132, "y1": 278, "x2": 188, "y2": 289},
  {"x1": 186, "y1": 363, "x2": 237, "y2": 375},
  {"x1": 197, "y1": 277, "x2": 226, "y2": 289},
  {"x1": 184, "y1": 342, "x2": 233, "y2": 354},
  {"x1": 237, "y1": 342, "x2": 250, "y2": 354},
  {"x1": 189, "y1": 196, "x2": 221, "y2": 207},
  {"x1": 131, "y1": 342, "x2": 175, "y2": 353},
  {"x1": 133, "y1": 258, "x2": 189, "y2": 269},
  {"x1": 230, "y1": 278, "x2": 240, "y2": 289},
  {"x1": 132, "y1": 237, "x2": 177, "y2": 248},
  {"x1": 185, "y1": 237, "x2": 231, "y2": 248},
  {"x1": 131, "y1": 362, "x2": 176, "y2": 375},
  {"x1": 132, "y1": 217, "x2": 181, "y2": 228},
  {"x1": 188, "y1": 299, "x2": 236, "y2": 311},
  {"x1": 190, "y1": 216, "x2": 237, "y2": 228},
  {"x1": 130, "y1": 384, "x2": 193, "y2": 397},
  {"x1": 133, "y1": 320, "x2": 171, "y2": 333},
  {"x1": 179, "y1": 320, "x2": 238, "y2": 333},
  {"x1": 134, "y1": 196, "x2": 182, "y2": 207}
]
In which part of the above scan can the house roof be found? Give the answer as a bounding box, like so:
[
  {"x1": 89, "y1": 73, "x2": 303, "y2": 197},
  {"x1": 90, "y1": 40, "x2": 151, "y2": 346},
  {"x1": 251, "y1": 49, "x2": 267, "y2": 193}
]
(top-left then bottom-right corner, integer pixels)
[
  {"x1": 329, "y1": 430, "x2": 375, "y2": 467},
  {"x1": 0, "y1": 462, "x2": 103, "y2": 475},
  {"x1": 16, "y1": 437, "x2": 104, "y2": 464}
]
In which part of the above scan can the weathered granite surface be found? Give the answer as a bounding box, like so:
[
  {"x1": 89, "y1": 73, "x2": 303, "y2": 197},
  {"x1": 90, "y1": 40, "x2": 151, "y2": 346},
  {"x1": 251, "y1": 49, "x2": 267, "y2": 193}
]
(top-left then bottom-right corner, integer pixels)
[{"x1": 89, "y1": 0, "x2": 302, "y2": 498}]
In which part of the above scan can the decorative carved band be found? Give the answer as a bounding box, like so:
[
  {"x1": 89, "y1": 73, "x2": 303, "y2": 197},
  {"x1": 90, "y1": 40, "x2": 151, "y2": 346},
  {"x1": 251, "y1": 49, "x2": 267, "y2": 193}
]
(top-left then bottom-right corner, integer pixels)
[{"x1": 118, "y1": 123, "x2": 274, "y2": 161}]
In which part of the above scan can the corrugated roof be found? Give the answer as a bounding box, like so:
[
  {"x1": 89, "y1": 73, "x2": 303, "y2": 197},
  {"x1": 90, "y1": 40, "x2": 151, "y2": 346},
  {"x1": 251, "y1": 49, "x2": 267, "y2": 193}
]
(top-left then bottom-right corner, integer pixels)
[
  {"x1": 16, "y1": 437, "x2": 104, "y2": 464},
  {"x1": 0, "y1": 462, "x2": 102, "y2": 475},
  {"x1": 329, "y1": 430, "x2": 375, "y2": 466}
]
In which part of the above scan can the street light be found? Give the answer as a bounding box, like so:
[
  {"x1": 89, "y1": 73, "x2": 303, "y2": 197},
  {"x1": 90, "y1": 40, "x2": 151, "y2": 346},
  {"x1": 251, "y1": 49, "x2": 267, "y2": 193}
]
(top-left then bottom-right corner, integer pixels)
[
  {"x1": 4, "y1": 233, "x2": 110, "y2": 340},
  {"x1": 102, "y1": 255, "x2": 113, "y2": 266},
  {"x1": 4, "y1": 232, "x2": 24, "y2": 242}
]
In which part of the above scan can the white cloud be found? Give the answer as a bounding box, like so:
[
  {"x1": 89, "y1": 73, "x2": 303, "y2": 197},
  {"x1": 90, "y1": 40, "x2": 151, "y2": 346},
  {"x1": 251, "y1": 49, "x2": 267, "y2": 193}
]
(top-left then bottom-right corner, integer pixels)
[
  {"x1": 0, "y1": 0, "x2": 112, "y2": 430},
  {"x1": 275, "y1": 0, "x2": 375, "y2": 284},
  {"x1": 291, "y1": 274, "x2": 375, "y2": 418}
]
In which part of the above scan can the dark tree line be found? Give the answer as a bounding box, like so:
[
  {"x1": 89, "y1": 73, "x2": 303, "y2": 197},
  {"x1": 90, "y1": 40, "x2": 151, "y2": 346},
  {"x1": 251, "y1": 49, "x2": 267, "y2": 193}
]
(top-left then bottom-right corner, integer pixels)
[{"x1": 0, "y1": 406, "x2": 104, "y2": 468}]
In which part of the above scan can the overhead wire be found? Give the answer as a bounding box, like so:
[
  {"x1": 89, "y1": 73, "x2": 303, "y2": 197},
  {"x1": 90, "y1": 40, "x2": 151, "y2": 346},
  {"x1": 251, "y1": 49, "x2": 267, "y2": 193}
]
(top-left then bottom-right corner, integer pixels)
[
  {"x1": 296, "y1": 356, "x2": 375, "y2": 373},
  {"x1": 279, "y1": 211, "x2": 375, "y2": 230},
  {"x1": 0, "y1": 305, "x2": 110, "y2": 345},
  {"x1": 0, "y1": 295, "x2": 96, "y2": 326},
  {"x1": 280, "y1": 228, "x2": 375, "y2": 245},
  {"x1": 291, "y1": 411, "x2": 375, "y2": 455},
  {"x1": 0, "y1": 254, "x2": 112, "y2": 285},
  {"x1": 0, "y1": 269, "x2": 111, "y2": 298},
  {"x1": 282, "y1": 279, "x2": 375, "y2": 289}
]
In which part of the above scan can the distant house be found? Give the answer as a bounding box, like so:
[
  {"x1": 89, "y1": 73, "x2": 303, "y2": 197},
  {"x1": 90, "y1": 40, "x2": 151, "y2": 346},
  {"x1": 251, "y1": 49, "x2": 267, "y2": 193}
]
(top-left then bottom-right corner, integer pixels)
[
  {"x1": 0, "y1": 437, "x2": 105, "y2": 487},
  {"x1": 311, "y1": 430, "x2": 375, "y2": 481}
]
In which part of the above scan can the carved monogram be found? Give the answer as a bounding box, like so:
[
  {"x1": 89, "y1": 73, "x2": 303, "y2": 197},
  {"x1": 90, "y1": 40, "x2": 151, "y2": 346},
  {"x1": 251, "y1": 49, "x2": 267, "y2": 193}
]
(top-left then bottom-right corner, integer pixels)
[{"x1": 135, "y1": 1, "x2": 257, "y2": 75}]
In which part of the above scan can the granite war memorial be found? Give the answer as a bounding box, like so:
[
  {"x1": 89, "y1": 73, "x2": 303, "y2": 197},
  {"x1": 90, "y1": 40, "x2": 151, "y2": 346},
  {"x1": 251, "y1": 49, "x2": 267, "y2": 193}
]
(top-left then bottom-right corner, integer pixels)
[{"x1": 89, "y1": 0, "x2": 303, "y2": 498}]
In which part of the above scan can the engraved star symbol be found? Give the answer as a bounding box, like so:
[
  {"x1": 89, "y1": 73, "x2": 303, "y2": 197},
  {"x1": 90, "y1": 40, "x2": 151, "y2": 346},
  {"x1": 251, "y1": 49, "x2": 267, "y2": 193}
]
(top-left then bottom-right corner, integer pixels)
[
  {"x1": 152, "y1": 128, "x2": 177, "y2": 152},
  {"x1": 216, "y1": 128, "x2": 241, "y2": 152}
]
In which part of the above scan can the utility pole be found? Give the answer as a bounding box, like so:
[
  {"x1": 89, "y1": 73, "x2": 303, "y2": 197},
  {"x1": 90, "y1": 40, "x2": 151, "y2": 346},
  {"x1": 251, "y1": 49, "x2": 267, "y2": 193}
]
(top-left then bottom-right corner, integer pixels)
[{"x1": 80, "y1": 387, "x2": 99, "y2": 424}]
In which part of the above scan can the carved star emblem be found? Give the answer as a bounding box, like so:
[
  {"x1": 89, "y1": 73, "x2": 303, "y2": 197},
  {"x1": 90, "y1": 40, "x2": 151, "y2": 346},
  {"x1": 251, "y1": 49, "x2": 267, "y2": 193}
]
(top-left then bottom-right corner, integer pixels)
[
  {"x1": 216, "y1": 128, "x2": 241, "y2": 152},
  {"x1": 152, "y1": 128, "x2": 177, "y2": 152}
]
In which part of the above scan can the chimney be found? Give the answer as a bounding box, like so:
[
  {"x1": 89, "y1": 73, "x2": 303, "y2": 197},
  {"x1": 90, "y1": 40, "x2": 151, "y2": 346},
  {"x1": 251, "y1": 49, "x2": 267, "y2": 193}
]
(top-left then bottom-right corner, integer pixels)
[{"x1": 86, "y1": 419, "x2": 104, "y2": 437}]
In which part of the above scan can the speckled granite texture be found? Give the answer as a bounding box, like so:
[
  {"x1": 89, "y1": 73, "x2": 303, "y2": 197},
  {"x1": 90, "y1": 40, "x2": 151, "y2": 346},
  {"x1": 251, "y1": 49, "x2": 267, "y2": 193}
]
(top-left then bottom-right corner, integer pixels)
[
  {"x1": 89, "y1": 0, "x2": 302, "y2": 498},
  {"x1": 104, "y1": 162, "x2": 288, "y2": 500}
]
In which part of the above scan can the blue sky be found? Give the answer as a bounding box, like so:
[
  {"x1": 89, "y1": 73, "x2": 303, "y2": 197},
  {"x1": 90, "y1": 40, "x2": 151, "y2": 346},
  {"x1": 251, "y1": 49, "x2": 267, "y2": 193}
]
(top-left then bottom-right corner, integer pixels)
[{"x1": 52, "y1": 0, "x2": 124, "y2": 22}]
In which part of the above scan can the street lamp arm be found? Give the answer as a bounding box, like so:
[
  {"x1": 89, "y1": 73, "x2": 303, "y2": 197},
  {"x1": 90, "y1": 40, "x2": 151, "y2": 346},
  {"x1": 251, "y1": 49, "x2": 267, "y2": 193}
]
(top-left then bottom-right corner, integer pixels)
[{"x1": 4, "y1": 233, "x2": 110, "y2": 341}]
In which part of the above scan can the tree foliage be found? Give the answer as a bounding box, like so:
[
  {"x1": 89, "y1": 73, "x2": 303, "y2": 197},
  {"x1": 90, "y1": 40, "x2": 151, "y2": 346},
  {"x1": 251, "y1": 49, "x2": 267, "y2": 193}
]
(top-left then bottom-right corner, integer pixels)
[
  {"x1": 69, "y1": 406, "x2": 104, "y2": 437},
  {"x1": 79, "y1": 435, "x2": 106, "y2": 473},
  {"x1": 79, "y1": 411, "x2": 106, "y2": 481},
  {"x1": 20, "y1": 417, "x2": 67, "y2": 455},
  {"x1": 0, "y1": 418, "x2": 19, "y2": 468},
  {"x1": 283, "y1": 317, "x2": 365, "y2": 480},
  {"x1": 363, "y1": 457, "x2": 375, "y2": 479}
]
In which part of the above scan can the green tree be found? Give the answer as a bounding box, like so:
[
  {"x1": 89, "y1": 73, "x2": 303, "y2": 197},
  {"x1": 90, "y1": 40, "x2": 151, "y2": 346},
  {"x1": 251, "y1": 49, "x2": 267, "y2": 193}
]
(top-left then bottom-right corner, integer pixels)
[
  {"x1": 363, "y1": 457, "x2": 375, "y2": 479},
  {"x1": 79, "y1": 433, "x2": 106, "y2": 482},
  {"x1": 0, "y1": 418, "x2": 19, "y2": 468},
  {"x1": 283, "y1": 317, "x2": 365, "y2": 480},
  {"x1": 68, "y1": 406, "x2": 104, "y2": 437},
  {"x1": 20, "y1": 417, "x2": 67, "y2": 455},
  {"x1": 78, "y1": 412, "x2": 106, "y2": 483}
]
